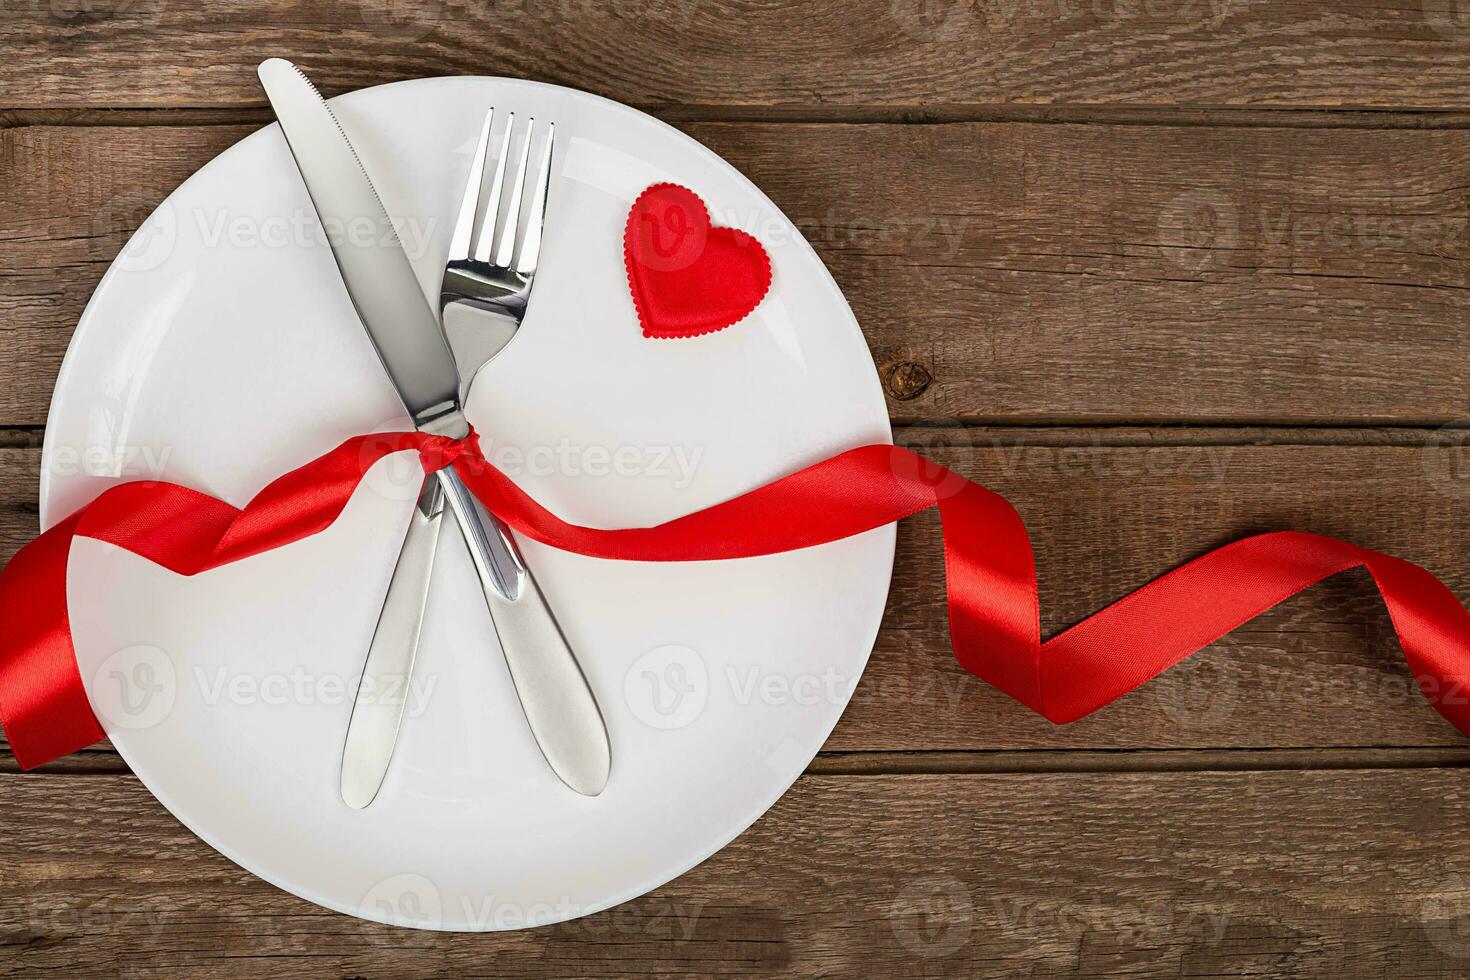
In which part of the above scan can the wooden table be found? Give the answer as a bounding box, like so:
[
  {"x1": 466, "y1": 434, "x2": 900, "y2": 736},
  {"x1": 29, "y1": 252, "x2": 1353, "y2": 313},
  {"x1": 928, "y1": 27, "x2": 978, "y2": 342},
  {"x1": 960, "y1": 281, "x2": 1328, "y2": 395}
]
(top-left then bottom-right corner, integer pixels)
[{"x1": 2, "y1": 2, "x2": 1468, "y2": 975}]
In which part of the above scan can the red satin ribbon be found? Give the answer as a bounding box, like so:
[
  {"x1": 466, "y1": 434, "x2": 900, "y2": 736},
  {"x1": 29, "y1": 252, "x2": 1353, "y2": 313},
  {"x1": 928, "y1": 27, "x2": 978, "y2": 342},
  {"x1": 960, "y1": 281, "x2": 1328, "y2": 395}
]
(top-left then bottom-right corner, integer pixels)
[{"x1": 0, "y1": 431, "x2": 1465, "y2": 770}]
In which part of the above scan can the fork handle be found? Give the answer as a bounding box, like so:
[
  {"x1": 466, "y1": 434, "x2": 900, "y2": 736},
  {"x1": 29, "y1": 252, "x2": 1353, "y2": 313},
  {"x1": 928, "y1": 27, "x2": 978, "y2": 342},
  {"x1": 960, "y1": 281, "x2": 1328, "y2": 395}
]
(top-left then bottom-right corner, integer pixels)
[{"x1": 437, "y1": 467, "x2": 612, "y2": 796}]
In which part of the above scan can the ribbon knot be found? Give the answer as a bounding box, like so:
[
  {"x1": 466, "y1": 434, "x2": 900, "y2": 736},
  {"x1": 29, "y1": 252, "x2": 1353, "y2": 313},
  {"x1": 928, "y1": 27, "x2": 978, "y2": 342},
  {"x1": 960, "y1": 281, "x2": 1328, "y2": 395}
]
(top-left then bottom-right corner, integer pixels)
[{"x1": 413, "y1": 428, "x2": 480, "y2": 477}]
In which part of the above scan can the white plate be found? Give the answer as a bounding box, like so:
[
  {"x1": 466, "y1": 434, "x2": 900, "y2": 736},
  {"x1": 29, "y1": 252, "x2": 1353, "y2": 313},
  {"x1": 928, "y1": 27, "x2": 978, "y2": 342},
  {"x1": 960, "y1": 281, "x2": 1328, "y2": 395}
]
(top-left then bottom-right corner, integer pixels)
[{"x1": 40, "y1": 77, "x2": 893, "y2": 930}]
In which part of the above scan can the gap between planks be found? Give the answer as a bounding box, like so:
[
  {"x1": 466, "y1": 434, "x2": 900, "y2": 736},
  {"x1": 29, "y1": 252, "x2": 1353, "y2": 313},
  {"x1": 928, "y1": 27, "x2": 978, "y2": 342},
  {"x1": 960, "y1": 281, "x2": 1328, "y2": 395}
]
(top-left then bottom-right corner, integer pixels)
[
  {"x1": 13, "y1": 105, "x2": 1470, "y2": 130},
  {"x1": 0, "y1": 425, "x2": 1460, "y2": 451},
  {"x1": 809, "y1": 746, "x2": 1470, "y2": 775},
  {"x1": 9, "y1": 746, "x2": 1470, "y2": 778}
]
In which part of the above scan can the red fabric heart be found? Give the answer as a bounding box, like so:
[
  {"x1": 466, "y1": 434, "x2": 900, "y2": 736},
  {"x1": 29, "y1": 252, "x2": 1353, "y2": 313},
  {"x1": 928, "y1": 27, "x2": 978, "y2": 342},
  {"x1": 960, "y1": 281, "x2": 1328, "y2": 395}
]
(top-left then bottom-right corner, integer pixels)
[{"x1": 623, "y1": 183, "x2": 772, "y2": 339}]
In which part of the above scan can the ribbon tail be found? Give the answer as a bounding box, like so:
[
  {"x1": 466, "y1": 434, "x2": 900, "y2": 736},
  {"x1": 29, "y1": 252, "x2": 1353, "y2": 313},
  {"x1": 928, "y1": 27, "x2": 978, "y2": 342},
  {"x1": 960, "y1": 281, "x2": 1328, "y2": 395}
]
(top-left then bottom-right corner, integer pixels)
[
  {"x1": 936, "y1": 485, "x2": 1470, "y2": 731},
  {"x1": 0, "y1": 512, "x2": 101, "y2": 769}
]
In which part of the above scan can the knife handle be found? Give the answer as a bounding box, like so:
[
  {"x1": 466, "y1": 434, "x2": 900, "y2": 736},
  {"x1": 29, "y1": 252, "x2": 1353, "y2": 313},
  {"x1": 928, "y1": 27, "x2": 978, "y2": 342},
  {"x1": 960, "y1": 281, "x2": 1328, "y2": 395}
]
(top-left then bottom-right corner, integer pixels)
[
  {"x1": 341, "y1": 478, "x2": 446, "y2": 809},
  {"x1": 436, "y1": 466, "x2": 612, "y2": 797}
]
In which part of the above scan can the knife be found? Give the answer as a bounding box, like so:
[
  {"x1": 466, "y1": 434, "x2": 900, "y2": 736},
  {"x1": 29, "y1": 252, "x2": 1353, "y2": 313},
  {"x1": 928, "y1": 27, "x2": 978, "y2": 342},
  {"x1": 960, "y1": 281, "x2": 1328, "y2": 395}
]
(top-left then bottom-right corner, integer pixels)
[{"x1": 257, "y1": 59, "x2": 611, "y2": 802}]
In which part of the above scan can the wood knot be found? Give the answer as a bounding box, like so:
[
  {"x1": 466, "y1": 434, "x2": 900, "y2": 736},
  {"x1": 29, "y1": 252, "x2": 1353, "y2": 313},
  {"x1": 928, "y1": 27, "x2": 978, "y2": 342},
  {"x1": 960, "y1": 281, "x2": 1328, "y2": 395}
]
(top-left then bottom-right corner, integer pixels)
[{"x1": 885, "y1": 361, "x2": 932, "y2": 401}]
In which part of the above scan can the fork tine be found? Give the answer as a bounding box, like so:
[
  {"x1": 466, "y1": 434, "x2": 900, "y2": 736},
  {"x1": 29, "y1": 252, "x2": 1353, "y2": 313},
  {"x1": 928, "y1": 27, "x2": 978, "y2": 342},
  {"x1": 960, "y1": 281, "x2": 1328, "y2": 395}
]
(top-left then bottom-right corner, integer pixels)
[
  {"x1": 448, "y1": 109, "x2": 493, "y2": 262},
  {"x1": 494, "y1": 118, "x2": 536, "y2": 269},
  {"x1": 515, "y1": 122, "x2": 553, "y2": 277},
  {"x1": 473, "y1": 112, "x2": 516, "y2": 264}
]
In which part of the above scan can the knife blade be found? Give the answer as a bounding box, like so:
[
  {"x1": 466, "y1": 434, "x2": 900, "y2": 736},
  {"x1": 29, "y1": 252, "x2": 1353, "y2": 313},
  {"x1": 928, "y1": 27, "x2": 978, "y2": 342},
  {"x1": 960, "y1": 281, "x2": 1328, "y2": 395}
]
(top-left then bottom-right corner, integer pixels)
[{"x1": 257, "y1": 58, "x2": 466, "y2": 439}]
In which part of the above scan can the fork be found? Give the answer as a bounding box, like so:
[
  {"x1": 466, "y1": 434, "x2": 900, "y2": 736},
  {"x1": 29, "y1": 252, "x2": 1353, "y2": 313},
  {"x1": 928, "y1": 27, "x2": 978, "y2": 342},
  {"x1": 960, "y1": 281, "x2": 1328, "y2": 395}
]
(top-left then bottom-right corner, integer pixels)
[
  {"x1": 436, "y1": 111, "x2": 612, "y2": 792},
  {"x1": 341, "y1": 110, "x2": 611, "y2": 806}
]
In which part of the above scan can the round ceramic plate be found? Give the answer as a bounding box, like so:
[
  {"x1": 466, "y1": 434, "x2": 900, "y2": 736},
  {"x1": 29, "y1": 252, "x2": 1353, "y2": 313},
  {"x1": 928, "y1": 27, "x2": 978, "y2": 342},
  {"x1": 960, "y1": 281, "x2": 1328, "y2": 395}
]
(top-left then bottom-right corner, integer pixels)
[{"x1": 40, "y1": 76, "x2": 893, "y2": 930}]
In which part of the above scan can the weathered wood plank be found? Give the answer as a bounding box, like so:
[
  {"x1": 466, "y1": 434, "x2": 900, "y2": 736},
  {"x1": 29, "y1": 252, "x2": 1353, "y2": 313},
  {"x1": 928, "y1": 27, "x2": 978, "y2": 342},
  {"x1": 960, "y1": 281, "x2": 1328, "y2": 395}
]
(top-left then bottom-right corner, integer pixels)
[
  {"x1": 5, "y1": 0, "x2": 1470, "y2": 111},
  {"x1": 0, "y1": 438, "x2": 1463, "y2": 759},
  {"x1": 3, "y1": 768, "x2": 1470, "y2": 976},
  {"x1": 700, "y1": 120, "x2": 1470, "y2": 425},
  {"x1": 3, "y1": 123, "x2": 1468, "y2": 427}
]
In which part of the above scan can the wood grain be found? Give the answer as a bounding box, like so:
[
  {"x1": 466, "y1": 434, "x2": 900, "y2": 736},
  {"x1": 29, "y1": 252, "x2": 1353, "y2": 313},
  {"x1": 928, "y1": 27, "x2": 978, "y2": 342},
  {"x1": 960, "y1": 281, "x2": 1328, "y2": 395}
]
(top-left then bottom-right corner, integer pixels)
[
  {"x1": 0, "y1": 436, "x2": 1462, "y2": 761},
  {"x1": 6, "y1": 0, "x2": 1470, "y2": 112},
  {"x1": 4, "y1": 768, "x2": 1470, "y2": 976},
  {"x1": 4, "y1": 123, "x2": 1468, "y2": 428}
]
